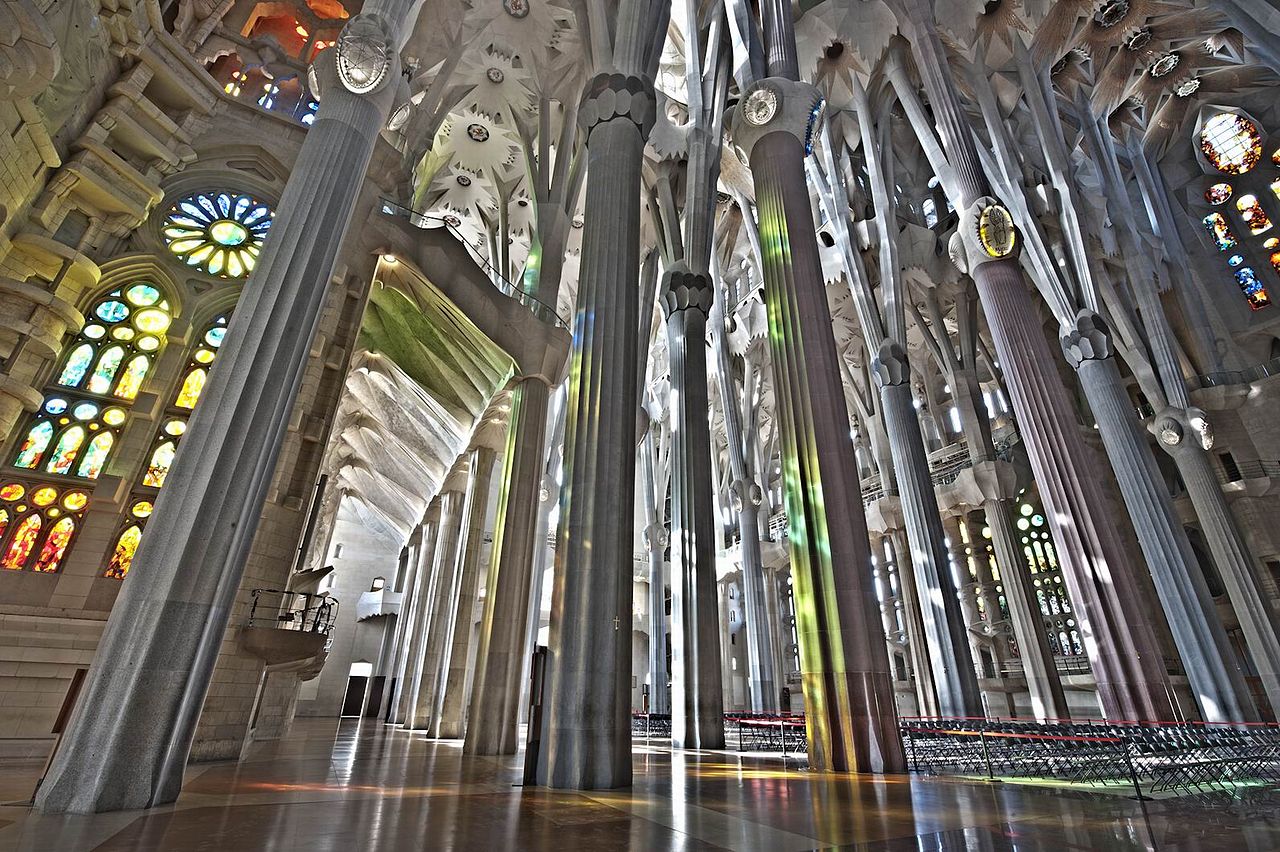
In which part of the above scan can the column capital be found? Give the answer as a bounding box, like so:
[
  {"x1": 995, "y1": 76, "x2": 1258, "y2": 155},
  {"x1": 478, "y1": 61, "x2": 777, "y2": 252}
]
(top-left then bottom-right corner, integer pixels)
[
  {"x1": 947, "y1": 196, "x2": 1021, "y2": 274},
  {"x1": 1059, "y1": 309, "x2": 1114, "y2": 368},
  {"x1": 643, "y1": 522, "x2": 669, "y2": 553},
  {"x1": 730, "y1": 77, "x2": 825, "y2": 161},
  {"x1": 659, "y1": 262, "x2": 714, "y2": 318},
  {"x1": 729, "y1": 479, "x2": 762, "y2": 512},
  {"x1": 578, "y1": 72, "x2": 657, "y2": 141},
  {"x1": 871, "y1": 340, "x2": 912, "y2": 388},
  {"x1": 1153, "y1": 406, "x2": 1215, "y2": 452}
]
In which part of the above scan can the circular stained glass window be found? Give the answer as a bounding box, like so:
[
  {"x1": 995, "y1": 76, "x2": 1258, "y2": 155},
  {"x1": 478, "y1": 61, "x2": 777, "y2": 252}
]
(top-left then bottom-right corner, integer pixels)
[
  {"x1": 31, "y1": 487, "x2": 57, "y2": 507},
  {"x1": 1205, "y1": 183, "x2": 1233, "y2": 205},
  {"x1": 1200, "y1": 113, "x2": 1263, "y2": 175},
  {"x1": 63, "y1": 492, "x2": 88, "y2": 511},
  {"x1": 131, "y1": 500, "x2": 154, "y2": 518},
  {"x1": 163, "y1": 192, "x2": 274, "y2": 278},
  {"x1": 0, "y1": 484, "x2": 25, "y2": 501}
]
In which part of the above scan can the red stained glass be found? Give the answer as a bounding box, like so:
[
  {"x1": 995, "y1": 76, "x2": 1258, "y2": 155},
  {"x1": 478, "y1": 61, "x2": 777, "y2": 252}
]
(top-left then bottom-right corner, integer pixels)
[
  {"x1": 2, "y1": 514, "x2": 41, "y2": 570},
  {"x1": 32, "y1": 516, "x2": 75, "y2": 573}
]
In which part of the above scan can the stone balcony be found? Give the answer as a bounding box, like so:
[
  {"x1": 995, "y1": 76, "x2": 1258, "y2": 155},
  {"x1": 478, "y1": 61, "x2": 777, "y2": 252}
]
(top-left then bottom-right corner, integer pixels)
[{"x1": 356, "y1": 589, "x2": 403, "y2": 621}]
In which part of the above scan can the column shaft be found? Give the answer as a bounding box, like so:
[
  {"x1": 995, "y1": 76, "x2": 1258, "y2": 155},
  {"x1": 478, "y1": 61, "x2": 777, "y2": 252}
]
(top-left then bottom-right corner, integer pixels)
[
  {"x1": 890, "y1": 528, "x2": 939, "y2": 718},
  {"x1": 466, "y1": 380, "x2": 550, "y2": 755},
  {"x1": 33, "y1": 11, "x2": 411, "y2": 810},
  {"x1": 407, "y1": 487, "x2": 467, "y2": 730},
  {"x1": 386, "y1": 536, "x2": 422, "y2": 724},
  {"x1": 399, "y1": 510, "x2": 441, "y2": 725},
  {"x1": 436, "y1": 447, "x2": 498, "y2": 738}
]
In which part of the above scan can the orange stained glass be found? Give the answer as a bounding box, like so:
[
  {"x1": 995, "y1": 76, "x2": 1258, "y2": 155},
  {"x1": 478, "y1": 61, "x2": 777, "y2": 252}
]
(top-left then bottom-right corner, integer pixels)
[
  {"x1": 32, "y1": 516, "x2": 75, "y2": 573},
  {"x1": 31, "y1": 487, "x2": 57, "y2": 507},
  {"x1": 2, "y1": 514, "x2": 41, "y2": 570},
  {"x1": 143, "y1": 441, "x2": 176, "y2": 488},
  {"x1": 0, "y1": 484, "x2": 24, "y2": 501},
  {"x1": 0, "y1": 508, "x2": 8, "y2": 540},
  {"x1": 105, "y1": 525, "x2": 141, "y2": 579},
  {"x1": 175, "y1": 368, "x2": 207, "y2": 409},
  {"x1": 114, "y1": 355, "x2": 150, "y2": 400},
  {"x1": 46, "y1": 426, "x2": 85, "y2": 475}
]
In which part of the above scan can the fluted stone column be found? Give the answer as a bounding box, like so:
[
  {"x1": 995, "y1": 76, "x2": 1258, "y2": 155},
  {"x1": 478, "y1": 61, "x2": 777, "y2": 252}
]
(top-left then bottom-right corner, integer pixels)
[
  {"x1": 1156, "y1": 408, "x2": 1280, "y2": 715},
  {"x1": 1064, "y1": 312, "x2": 1256, "y2": 723},
  {"x1": 386, "y1": 532, "x2": 422, "y2": 725},
  {"x1": 35, "y1": 5, "x2": 416, "y2": 813},
  {"x1": 874, "y1": 343, "x2": 982, "y2": 717},
  {"x1": 466, "y1": 378, "x2": 551, "y2": 755},
  {"x1": 730, "y1": 64, "x2": 903, "y2": 771},
  {"x1": 643, "y1": 521, "x2": 669, "y2": 713},
  {"x1": 889, "y1": 3, "x2": 1176, "y2": 721},
  {"x1": 407, "y1": 467, "x2": 469, "y2": 730},
  {"x1": 398, "y1": 504, "x2": 441, "y2": 725},
  {"x1": 662, "y1": 265, "x2": 726, "y2": 750},
  {"x1": 534, "y1": 70, "x2": 656, "y2": 789},
  {"x1": 436, "y1": 443, "x2": 500, "y2": 739},
  {"x1": 890, "y1": 527, "x2": 939, "y2": 718}
]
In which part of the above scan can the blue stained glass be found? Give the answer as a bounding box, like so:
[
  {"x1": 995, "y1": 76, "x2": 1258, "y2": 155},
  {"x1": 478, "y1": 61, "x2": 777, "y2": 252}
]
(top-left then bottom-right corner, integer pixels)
[
  {"x1": 234, "y1": 196, "x2": 252, "y2": 219},
  {"x1": 1236, "y1": 267, "x2": 1265, "y2": 294},
  {"x1": 95, "y1": 301, "x2": 130, "y2": 322},
  {"x1": 57, "y1": 343, "x2": 95, "y2": 387},
  {"x1": 44, "y1": 398, "x2": 68, "y2": 415},
  {"x1": 1229, "y1": 254, "x2": 1245, "y2": 267},
  {"x1": 72, "y1": 402, "x2": 98, "y2": 420},
  {"x1": 205, "y1": 327, "x2": 226, "y2": 348},
  {"x1": 217, "y1": 192, "x2": 232, "y2": 216}
]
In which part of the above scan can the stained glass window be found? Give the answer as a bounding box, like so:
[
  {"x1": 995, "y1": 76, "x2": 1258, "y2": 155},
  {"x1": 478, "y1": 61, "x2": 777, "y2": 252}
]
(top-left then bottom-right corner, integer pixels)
[
  {"x1": 1236, "y1": 195, "x2": 1273, "y2": 235},
  {"x1": 0, "y1": 482, "x2": 89, "y2": 572},
  {"x1": 2, "y1": 514, "x2": 40, "y2": 570},
  {"x1": 33, "y1": 517, "x2": 75, "y2": 573},
  {"x1": 109, "y1": 316, "x2": 231, "y2": 578},
  {"x1": 163, "y1": 192, "x2": 274, "y2": 278},
  {"x1": 1235, "y1": 267, "x2": 1271, "y2": 311},
  {"x1": 10, "y1": 285, "x2": 171, "y2": 477},
  {"x1": 1200, "y1": 113, "x2": 1263, "y2": 175},
  {"x1": 1016, "y1": 502, "x2": 1083, "y2": 656}
]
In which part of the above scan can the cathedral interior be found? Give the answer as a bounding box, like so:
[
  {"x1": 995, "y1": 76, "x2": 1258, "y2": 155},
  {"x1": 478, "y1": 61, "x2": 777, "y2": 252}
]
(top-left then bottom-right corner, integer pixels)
[{"x1": 2, "y1": 0, "x2": 1280, "y2": 849}]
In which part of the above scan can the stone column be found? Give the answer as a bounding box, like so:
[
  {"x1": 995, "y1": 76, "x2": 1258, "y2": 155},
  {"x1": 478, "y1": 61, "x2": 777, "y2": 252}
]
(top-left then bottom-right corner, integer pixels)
[
  {"x1": 943, "y1": 515, "x2": 987, "y2": 662},
  {"x1": 534, "y1": 71, "x2": 657, "y2": 790},
  {"x1": 890, "y1": 527, "x2": 939, "y2": 718},
  {"x1": 397, "y1": 503, "x2": 441, "y2": 725},
  {"x1": 466, "y1": 378, "x2": 551, "y2": 755},
  {"x1": 35, "y1": 5, "x2": 416, "y2": 813},
  {"x1": 731, "y1": 9, "x2": 904, "y2": 771},
  {"x1": 640, "y1": 428, "x2": 670, "y2": 715},
  {"x1": 1156, "y1": 409, "x2": 1280, "y2": 715},
  {"x1": 662, "y1": 265, "x2": 726, "y2": 749},
  {"x1": 1064, "y1": 312, "x2": 1256, "y2": 723},
  {"x1": 888, "y1": 7, "x2": 1176, "y2": 721},
  {"x1": 873, "y1": 343, "x2": 983, "y2": 717},
  {"x1": 436, "y1": 441, "x2": 500, "y2": 739},
  {"x1": 386, "y1": 532, "x2": 422, "y2": 725},
  {"x1": 406, "y1": 466, "x2": 470, "y2": 730}
]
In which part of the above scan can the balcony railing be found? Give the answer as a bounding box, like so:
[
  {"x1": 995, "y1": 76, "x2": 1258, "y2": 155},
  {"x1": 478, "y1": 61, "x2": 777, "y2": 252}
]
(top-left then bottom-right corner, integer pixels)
[
  {"x1": 1191, "y1": 355, "x2": 1280, "y2": 390},
  {"x1": 246, "y1": 589, "x2": 338, "y2": 636}
]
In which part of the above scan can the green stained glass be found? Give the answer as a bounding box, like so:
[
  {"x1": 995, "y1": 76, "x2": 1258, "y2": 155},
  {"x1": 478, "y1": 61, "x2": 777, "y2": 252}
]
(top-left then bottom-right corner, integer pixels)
[
  {"x1": 125, "y1": 284, "x2": 161, "y2": 306},
  {"x1": 58, "y1": 344, "x2": 96, "y2": 387},
  {"x1": 114, "y1": 355, "x2": 150, "y2": 400},
  {"x1": 46, "y1": 426, "x2": 85, "y2": 475},
  {"x1": 206, "y1": 327, "x2": 226, "y2": 348},
  {"x1": 95, "y1": 301, "x2": 129, "y2": 322},
  {"x1": 76, "y1": 432, "x2": 113, "y2": 479},
  {"x1": 88, "y1": 346, "x2": 125, "y2": 394},
  {"x1": 14, "y1": 421, "x2": 53, "y2": 468}
]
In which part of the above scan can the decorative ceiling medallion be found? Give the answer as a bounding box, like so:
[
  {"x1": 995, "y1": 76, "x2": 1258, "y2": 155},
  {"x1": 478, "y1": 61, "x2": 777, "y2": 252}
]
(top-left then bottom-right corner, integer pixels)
[
  {"x1": 487, "y1": 67, "x2": 506, "y2": 84},
  {"x1": 336, "y1": 17, "x2": 392, "y2": 95},
  {"x1": 743, "y1": 87, "x2": 778, "y2": 127},
  {"x1": 1122, "y1": 27, "x2": 1151, "y2": 51},
  {"x1": 387, "y1": 102, "x2": 411, "y2": 132},
  {"x1": 1149, "y1": 52, "x2": 1179, "y2": 78},
  {"x1": 466, "y1": 123, "x2": 490, "y2": 142},
  {"x1": 1093, "y1": 0, "x2": 1130, "y2": 28},
  {"x1": 1174, "y1": 77, "x2": 1201, "y2": 97},
  {"x1": 457, "y1": 174, "x2": 472, "y2": 187},
  {"x1": 443, "y1": 214, "x2": 462, "y2": 228},
  {"x1": 503, "y1": 0, "x2": 530, "y2": 18},
  {"x1": 977, "y1": 204, "x2": 1017, "y2": 258}
]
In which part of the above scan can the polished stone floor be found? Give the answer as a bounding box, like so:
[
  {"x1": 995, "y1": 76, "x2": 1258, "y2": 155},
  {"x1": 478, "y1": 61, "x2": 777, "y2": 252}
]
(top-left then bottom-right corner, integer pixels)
[{"x1": 0, "y1": 718, "x2": 1278, "y2": 851}]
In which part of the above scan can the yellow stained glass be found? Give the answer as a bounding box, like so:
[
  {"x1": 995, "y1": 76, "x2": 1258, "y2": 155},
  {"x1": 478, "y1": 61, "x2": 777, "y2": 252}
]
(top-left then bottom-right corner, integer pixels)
[
  {"x1": 176, "y1": 368, "x2": 207, "y2": 409},
  {"x1": 31, "y1": 487, "x2": 56, "y2": 507},
  {"x1": 33, "y1": 516, "x2": 75, "y2": 573},
  {"x1": 63, "y1": 491, "x2": 88, "y2": 511},
  {"x1": 102, "y1": 408, "x2": 127, "y2": 427},
  {"x1": 134, "y1": 309, "x2": 171, "y2": 334},
  {"x1": 143, "y1": 442, "x2": 176, "y2": 488},
  {"x1": 0, "y1": 484, "x2": 24, "y2": 501},
  {"x1": 76, "y1": 432, "x2": 114, "y2": 479},
  {"x1": 2, "y1": 514, "x2": 41, "y2": 570},
  {"x1": 0, "y1": 508, "x2": 7, "y2": 540},
  {"x1": 105, "y1": 525, "x2": 141, "y2": 579},
  {"x1": 131, "y1": 501, "x2": 153, "y2": 518},
  {"x1": 46, "y1": 426, "x2": 85, "y2": 475},
  {"x1": 114, "y1": 355, "x2": 150, "y2": 400}
]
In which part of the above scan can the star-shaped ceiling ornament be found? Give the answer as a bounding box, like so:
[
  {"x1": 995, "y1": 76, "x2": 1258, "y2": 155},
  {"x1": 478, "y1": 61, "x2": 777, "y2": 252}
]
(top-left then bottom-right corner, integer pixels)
[{"x1": 436, "y1": 107, "x2": 519, "y2": 173}]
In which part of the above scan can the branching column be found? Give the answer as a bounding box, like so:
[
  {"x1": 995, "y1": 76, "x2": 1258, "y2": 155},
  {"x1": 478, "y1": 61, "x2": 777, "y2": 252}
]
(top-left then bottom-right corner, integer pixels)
[
  {"x1": 34, "y1": 4, "x2": 417, "y2": 812},
  {"x1": 534, "y1": 72, "x2": 656, "y2": 789},
  {"x1": 730, "y1": 73, "x2": 903, "y2": 769},
  {"x1": 889, "y1": 5, "x2": 1176, "y2": 721},
  {"x1": 662, "y1": 265, "x2": 726, "y2": 749}
]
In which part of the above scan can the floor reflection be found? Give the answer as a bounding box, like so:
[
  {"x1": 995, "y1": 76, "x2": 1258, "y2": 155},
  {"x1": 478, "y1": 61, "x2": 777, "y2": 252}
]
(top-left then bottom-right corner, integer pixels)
[{"x1": 0, "y1": 718, "x2": 1276, "y2": 851}]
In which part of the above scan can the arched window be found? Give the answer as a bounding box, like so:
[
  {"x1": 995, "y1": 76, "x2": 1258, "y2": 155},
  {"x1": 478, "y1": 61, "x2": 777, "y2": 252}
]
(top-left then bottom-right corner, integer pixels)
[
  {"x1": 105, "y1": 316, "x2": 230, "y2": 578},
  {"x1": 1015, "y1": 501, "x2": 1083, "y2": 657},
  {"x1": 10, "y1": 286, "x2": 171, "y2": 480},
  {"x1": 1194, "y1": 110, "x2": 1278, "y2": 311},
  {"x1": 163, "y1": 192, "x2": 273, "y2": 279},
  {"x1": 0, "y1": 482, "x2": 89, "y2": 573}
]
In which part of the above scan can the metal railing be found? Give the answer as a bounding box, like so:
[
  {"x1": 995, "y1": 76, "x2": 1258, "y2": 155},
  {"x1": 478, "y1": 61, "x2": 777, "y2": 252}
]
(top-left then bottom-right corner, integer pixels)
[
  {"x1": 246, "y1": 589, "x2": 338, "y2": 635},
  {"x1": 1192, "y1": 356, "x2": 1280, "y2": 390},
  {"x1": 378, "y1": 198, "x2": 570, "y2": 329},
  {"x1": 1218, "y1": 459, "x2": 1280, "y2": 484},
  {"x1": 901, "y1": 717, "x2": 1280, "y2": 798}
]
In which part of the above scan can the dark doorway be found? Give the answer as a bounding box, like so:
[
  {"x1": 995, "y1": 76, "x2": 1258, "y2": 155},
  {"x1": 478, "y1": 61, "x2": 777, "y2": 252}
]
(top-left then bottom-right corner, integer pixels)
[
  {"x1": 364, "y1": 676, "x2": 386, "y2": 718},
  {"x1": 340, "y1": 676, "x2": 368, "y2": 717}
]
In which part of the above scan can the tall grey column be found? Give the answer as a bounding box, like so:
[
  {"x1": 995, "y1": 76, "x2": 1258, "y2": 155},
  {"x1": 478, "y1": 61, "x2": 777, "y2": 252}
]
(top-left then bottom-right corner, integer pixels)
[
  {"x1": 386, "y1": 531, "x2": 423, "y2": 725},
  {"x1": 890, "y1": 527, "x2": 939, "y2": 718},
  {"x1": 662, "y1": 265, "x2": 726, "y2": 749},
  {"x1": 873, "y1": 343, "x2": 982, "y2": 717},
  {"x1": 535, "y1": 69, "x2": 657, "y2": 790},
  {"x1": 640, "y1": 429, "x2": 670, "y2": 714},
  {"x1": 35, "y1": 5, "x2": 416, "y2": 813},
  {"x1": 436, "y1": 443, "x2": 499, "y2": 739},
  {"x1": 398, "y1": 503, "x2": 441, "y2": 725},
  {"x1": 466, "y1": 378, "x2": 550, "y2": 755},
  {"x1": 407, "y1": 468, "x2": 469, "y2": 730},
  {"x1": 729, "y1": 1, "x2": 904, "y2": 772},
  {"x1": 888, "y1": 5, "x2": 1176, "y2": 721},
  {"x1": 1063, "y1": 312, "x2": 1256, "y2": 723}
]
